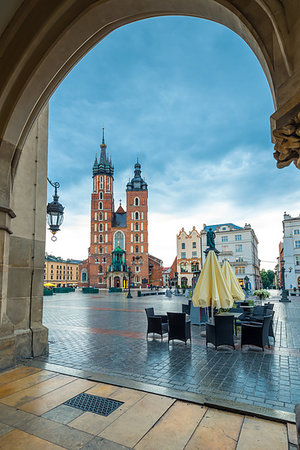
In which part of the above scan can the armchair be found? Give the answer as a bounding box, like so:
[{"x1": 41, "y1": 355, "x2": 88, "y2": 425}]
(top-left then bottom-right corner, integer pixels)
[
  {"x1": 167, "y1": 312, "x2": 191, "y2": 344},
  {"x1": 206, "y1": 315, "x2": 235, "y2": 349},
  {"x1": 241, "y1": 315, "x2": 272, "y2": 351}
]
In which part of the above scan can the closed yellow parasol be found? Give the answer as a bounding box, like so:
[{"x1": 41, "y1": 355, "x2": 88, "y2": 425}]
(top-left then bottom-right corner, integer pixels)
[
  {"x1": 192, "y1": 250, "x2": 233, "y2": 310},
  {"x1": 44, "y1": 283, "x2": 56, "y2": 287},
  {"x1": 221, "y1": 260, "x2": 245, "y2": 301}
]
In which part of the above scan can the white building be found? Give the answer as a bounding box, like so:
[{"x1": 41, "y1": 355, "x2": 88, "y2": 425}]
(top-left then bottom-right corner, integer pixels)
[
  {"x1": 282, "y1": 212, "x2": 300, "y2": 292},
  {"x1": 201, "y1": 223, "x2": 261, "y2": 290},
  {"x1": 177, "y1": 227, "x2": 202, "y2": 287}
]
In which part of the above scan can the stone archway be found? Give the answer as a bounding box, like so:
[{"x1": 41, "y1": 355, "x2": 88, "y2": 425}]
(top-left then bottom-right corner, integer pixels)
[{"x1": 0, "y1": 1, "x2": 300, "y2": 368}]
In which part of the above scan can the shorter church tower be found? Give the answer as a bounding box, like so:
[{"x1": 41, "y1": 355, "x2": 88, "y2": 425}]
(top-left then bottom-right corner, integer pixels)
[{"x1": 126, "y1": 159, "x2": 149, "y2": 287}]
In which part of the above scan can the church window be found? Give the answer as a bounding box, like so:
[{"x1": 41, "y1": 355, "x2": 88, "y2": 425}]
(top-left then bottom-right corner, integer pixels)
[
  {"x1": 99, "y1": 202, "x2": 103, "y2": 210},
  {"x1": 99, "y1": 265, "x2": 103, "y2": 273},
  {"x1": 81, "y1": 270, "x2": 87, "y2": 282},
  {"x1": 141, "y1": 245, "x2": 144, "y2": 253},
  {"x1": 141, "y1": 234, "x2": 144, "y2": 242},
  {"x1": 114, "y1": 231, "x2": 125, "y2": 249},
  {"x1": 99, "y1": 192, "x2": 103, "y2": 200},
  {"x1": 136, "y1": 276, "x2": 139, "y2": 282},
  {"x1": 135, "y1": 246, "x2": 139, "y2": 253},
  {"x1": 135, "y1": 266, "x2": 139, "y2": 272},
  {"x1": 99, "y1": 224, "x2": 103, "y2": 231},
  {"x1": 99, "y1": 277, "x2": 102, "y2": 283},
  {"x1": 100, "y1": 176, "x2": 103, "y2": 189},
  {"x1": 135, "y1": 211, "x2": 140, "y2": 220},
  {"x1": 99, "y1": 212, "x2": 103, "y2": 220},
  {"x1": 99, "y1": 235, "x2": 103, "y2": 243},
  {"x1": 135, "y1": 234, "x2": 139, "y2": 243},
  {"x1": 99, "y1": 247, "x2": 103, "y2": 254},
  {"x1": 141, "y1": 222, "x2": 143, "y2": 231},
  {"x1": 135, "y1": 222, "x2": 139, "y2": 231},
  {"x1": 134, "y1": 197, "x2": 139, "y2": 206},
  {"x1": 107, "y1": 177, "x2": 110, "y2": 192},
  {"x1": 103, "y1": 257, "x2": 106, "y2": 262}
]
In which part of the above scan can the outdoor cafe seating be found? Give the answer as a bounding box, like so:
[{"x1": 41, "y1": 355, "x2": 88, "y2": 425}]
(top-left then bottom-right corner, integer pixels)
[
  {"x1": 206, "y1": 315, "x2": 235, "y2": 349},
  {"x1": 167, "y1": 312, "x2": 191, "y2": 345},
  {"x1": 145, "y1": 308, "x2": 168, "y2": 340}
]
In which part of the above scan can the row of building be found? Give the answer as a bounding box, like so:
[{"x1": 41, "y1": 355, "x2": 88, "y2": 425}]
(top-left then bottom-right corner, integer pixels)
[{"x1": 275, "y1": 212, "x2": 300, "y2": 292}]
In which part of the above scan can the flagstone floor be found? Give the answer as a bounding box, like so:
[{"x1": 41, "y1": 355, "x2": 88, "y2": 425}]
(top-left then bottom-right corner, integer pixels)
[
  {"x1": 0, "y1": 365, "x2": 297, "y2": 449},
  {"x1": 34, "y1": 290, "x2": 300, "y2": 416}
]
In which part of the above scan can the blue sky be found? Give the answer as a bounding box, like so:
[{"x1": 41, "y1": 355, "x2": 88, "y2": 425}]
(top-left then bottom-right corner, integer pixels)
[{"x1": 46, "y1": 16, "x2": 300, "y2": 269}]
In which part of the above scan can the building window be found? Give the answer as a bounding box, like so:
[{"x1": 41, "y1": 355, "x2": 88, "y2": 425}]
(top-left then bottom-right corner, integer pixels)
[
  {"x1": 236, "y1": 257, "x2": 244, "y2": 262},
  {"x1": 236, "y1": 244, "x2": 243, "y2": 252},
  {"x1": 141, "y1": 222, "x2": 143, "y2": 231},
  {"x1": 99, "y1": 212, "x2": 103, "y2": 220},
  {"x1": 135, "y1": 222, "x2": 139, "y2": 231},
  {"x1": 99, "y1": 235, "x2": 103, "y2": 243},
  {"x1": 81, "y1": 271, "x2": 87, "y2": 282},
  {"x1": 105, "y1": 212, "x2": 107, "y2": 220},
  {"x1": 181, "y1": 252, "x2": 186, "y2": 259},
  {"x1": 51, "y1": 275, "x2": 53, "y2": 280},
  {"x1": 94, "y1": 212, "x2": 97, "y2": 220},
  {"x1": 141, "y1": 245, "x2": 144, "y2": 253},
  {"x1": 134, "y1": 197, "x2": 139, "y2": 206},
  {"x1": 136, "y1": 266, "x2": 139, "y2": 272},
  {"x1": 135, "y1": 246, "x2": 139, "y2": 253},
  {"x1": 135, "y1": 211, "x2": 139, "y2": 220},
  {"x1": 181, "y1": 243, "x2": 185, "y2": 249},
  {"x1": 141, "y1": 212, "x2": 144, "y2": 219},
  {"x1": 235, "y1": 234, "x2": 242, "y2": 241},
  {"x1": 99, "y1": 277, "x2": 103, "y2": 283},
  {"x1": 141, "y1": 234, "x2": 143, "y2": 242},
  {"x1": 295, "y1": 241, "x2": 300, "y2": 248},
  {"x1": 192, "y1": 251, "x2": 197, "y2": 257},
  {"x1": 99, "y1": 201, "x2": 103, "y2": 210},
  {"x1": 131, "y1": 234, "x2": 133, "y2": 242},
  {"x1": 99, "y1": 265, "x2": 103, "y2": 273},
  {"x1": 100, "y1": 176, "x2": 103, "y2": 189},
  {"x1": 192, "y1": 242, "x2": 196, "y2": 248},
  {"x1": 94, "y1": 235, "x2": 97, "y2": 243},
  {"x1": 105, "y1": 234, "x2": 108, "y2": 243},
  {"x1": 131, "y1": 245, "x2": 133, "y2": 253},
  {"x1": 107, "y1": 177, "x2": 110, "y2": 192},
  {"x1": 135, "y1": 234, "x2": 139, "y2": 242},
  {"x1": 99, "y1": 224, "x2": 103, "y2": 231},
  {"x1": 221, "y1": 236, "x2": 228, "y2": 242},
  {"x1": 99, "y1": 247, "x2": 103, "y2": 254},
  {"x1": 191, "y1": 262, "x2": 199, "y2": 272},
  {"x1": 180, "y1": 263, "x2": 187, "y2": 272},
  {"x1": 131, "y1": 223, "x2": 133, "y2": 231},
  {"x1": 99, "y1": 192, "x2": 103, "y2": 199},
  {"x1": 295, "y1": 256, "x2": 300, "y2": 266},
  {"x1": 294, "y1": 229, "x2": 300, "y2": 235},
  {"x1": 235, "y1": 266, "x2": 245, "y2": 274},
  {"x1": 114, "y1": 231, "x2": 125, "y2": 249}
]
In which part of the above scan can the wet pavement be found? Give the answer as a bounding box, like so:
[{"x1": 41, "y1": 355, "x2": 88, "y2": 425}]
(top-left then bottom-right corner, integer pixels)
[{"x1": 35, "y1": 290, "x2": 300, "y2": 415}]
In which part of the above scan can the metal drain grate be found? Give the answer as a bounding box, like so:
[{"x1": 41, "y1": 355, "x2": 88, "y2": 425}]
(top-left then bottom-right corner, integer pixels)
[{"x1": 64, "y1": 393, "x2": 123, "y2": 416}]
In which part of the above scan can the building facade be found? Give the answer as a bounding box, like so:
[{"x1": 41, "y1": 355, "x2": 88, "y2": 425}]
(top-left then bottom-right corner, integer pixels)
[
  {"x1": 281, "y1": 212, "x2": 300, "y2": 292},
  {"x1": 148, "y1": 255, "x2": 163, "y2": 287},
  {"x1": 177, "y1": 227, "x2": 202, "y2": 287},
  {"x1": 44, "y1": 255, "x2": 81, "y2": 287},
  {"x1": 79, "y1": 131, "x2": 152, "y2": 289},
  {"x1": 201, "y1": 223, "x2": 261, "y2": 290}
]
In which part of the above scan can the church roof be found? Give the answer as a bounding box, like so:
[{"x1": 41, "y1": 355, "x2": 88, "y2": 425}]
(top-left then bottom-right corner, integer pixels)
[
  {"x1": 116, "y1": 204, "x2": 125, "y2": 214},
  {"x1": 126, "y1": 158, "x2": 147, "y2": 191},
  {"x1": 112, "y1": 212, "x2": 127, "y2": 228},
  {"x1": 93, "y1": 128, "x2": 114, "y2": 177}
]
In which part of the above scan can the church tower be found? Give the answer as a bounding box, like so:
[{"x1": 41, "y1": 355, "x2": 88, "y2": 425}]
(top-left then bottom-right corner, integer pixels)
[
  {"x1": 126, "y1": 159, "x2": 149, "y2": 287},
  {"x1": 89, "y1": 128, "x2": 114, "y2": 286}
]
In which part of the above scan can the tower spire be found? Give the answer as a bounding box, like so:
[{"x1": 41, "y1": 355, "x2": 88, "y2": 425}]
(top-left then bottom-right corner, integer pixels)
[{"x1": 102, "y1": 127, "x2": 105, "y2": 146}]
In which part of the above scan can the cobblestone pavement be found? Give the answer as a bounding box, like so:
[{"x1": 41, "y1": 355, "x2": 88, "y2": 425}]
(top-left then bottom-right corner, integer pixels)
[{"x1": 36, "y1": 290, "x2": 300, "y2": 414}]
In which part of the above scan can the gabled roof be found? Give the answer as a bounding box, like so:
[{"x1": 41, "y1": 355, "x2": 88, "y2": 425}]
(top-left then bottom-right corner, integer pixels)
[{"x1": 116, "y1": 204, "x2": 125, "y2": 214}]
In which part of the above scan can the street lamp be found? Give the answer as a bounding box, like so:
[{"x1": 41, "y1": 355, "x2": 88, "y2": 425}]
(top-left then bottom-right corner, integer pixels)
[
  {"x1": 46, "y1": 178, "x2": 64, "y2": 241},
  {"x1": 279, "y1": 258, "x2": 291, "y2": 302},
  {"x1": 127, "y1": 266, "x2": 132, "y2": 299}
]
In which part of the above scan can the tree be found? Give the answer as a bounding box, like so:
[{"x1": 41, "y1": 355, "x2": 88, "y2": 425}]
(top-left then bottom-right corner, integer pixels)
[{"x1": 260, "y1": 269, "x2": 275, "y2": 288}]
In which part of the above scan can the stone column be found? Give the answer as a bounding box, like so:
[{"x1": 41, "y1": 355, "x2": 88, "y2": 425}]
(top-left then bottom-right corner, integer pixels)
[{"x1": 7, "y1": 104, "x2": 49, "y2": 361}]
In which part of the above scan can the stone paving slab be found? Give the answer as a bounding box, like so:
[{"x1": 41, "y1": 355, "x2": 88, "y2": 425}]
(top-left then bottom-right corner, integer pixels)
[{"x1": 34, "y1": 290, "x2": 300, "y2": 417}]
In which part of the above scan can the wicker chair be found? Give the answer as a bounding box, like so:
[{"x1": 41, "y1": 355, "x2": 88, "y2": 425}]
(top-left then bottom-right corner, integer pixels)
[
  {"x1": 206, "y1": 315, "x2": 235, "y2": 350},
  {"x1": 167, "y1": 312, "x2": 191, "y2": 344},
  {"x1": 182, "y1": 300, "x2": 192, "y2": 315},
  {"x1": 145, "y1": 307, "x2": 168, "y2": 323},
  {"x1": 241, "y1": 315, "x2": 272, "y2": 351}
]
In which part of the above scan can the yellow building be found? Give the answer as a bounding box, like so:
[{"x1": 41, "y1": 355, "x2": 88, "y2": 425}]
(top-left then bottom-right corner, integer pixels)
[{"x1": 44, "y1": 255, "x2": 81, "y2": 287}]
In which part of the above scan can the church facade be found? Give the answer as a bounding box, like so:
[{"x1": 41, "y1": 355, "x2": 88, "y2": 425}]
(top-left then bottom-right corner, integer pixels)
[{"x1": 79, "y1": 131, "x2": 153, "y2": 289}]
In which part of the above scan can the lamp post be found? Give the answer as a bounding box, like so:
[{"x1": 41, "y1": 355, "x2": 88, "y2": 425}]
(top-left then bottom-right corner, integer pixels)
[
  {"x1": 279, "y1": 258, "x2": 291, "y2": 302},
  {"x1": 127, "y1": 266, "x2": 132, "y2": 299},
  {"x1": 46, "y1": 178, "x2": 64, "y2": 241}
]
